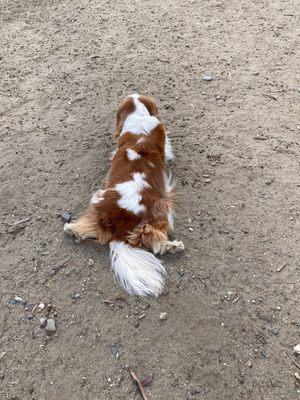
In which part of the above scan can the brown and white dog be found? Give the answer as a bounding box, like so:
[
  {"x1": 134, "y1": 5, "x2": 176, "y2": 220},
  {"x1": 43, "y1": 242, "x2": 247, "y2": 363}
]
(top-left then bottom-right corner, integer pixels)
[{"x1": 64, "y1": 94, "x2": 184, "y2": 296}]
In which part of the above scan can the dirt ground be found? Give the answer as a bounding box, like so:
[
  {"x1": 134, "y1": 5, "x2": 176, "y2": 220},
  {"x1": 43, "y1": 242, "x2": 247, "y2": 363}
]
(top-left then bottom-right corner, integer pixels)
[{"x1": 1, "y1": 0, "x2": 299, "y2": 399}]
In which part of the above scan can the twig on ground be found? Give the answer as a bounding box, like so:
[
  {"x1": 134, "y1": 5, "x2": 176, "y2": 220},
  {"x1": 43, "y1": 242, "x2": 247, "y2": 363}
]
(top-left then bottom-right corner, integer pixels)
[
  {"x1": 276, "y1": 262, "x2": 287, "y2": 272},
  {"x1": 287, "y1": 353, "x2": 300, "y2": 370},
  {"x1": 48, "y1": 258, "x2": 70, "y2": 277},
  {"x1": 157, "y1": 58, "x2": 170, "y2": 63},
  {"x1": 129, "y1": 369, "x2": 150, "y2": 400}
]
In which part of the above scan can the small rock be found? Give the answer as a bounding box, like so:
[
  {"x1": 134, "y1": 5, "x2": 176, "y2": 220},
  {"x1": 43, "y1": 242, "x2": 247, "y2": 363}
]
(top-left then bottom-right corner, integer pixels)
[
  {"x1": 204, "y1": 179, "x2": 212, "y2": 183},
  {"x1": 60, "y1": 212, "x2": 72, "y2": 223},
  {"x1": 291, "y1": 321, "x2": 300, "y2": 328},
  {"x1": 40, "y1": 317, "x2": 47, "y2": 328},
  {"x1": 87, "y1": 258, "x2": 94, "y2": 266},
  {"x1": 246, "y1": 360, "x2": 253, "y2": 368},
  {"x1": 294, "y1": 344, "x2": 300, "y2": 355},
  {"x1": 260, "y1": 350, "x2": 267, "y2": 358},
  {"x1": 38, "y1": 303, "x2": 45, "y2": 310},
  {"x1": 0, "y1": 372, "x2": 4, "y2": 380},
  {"x1": 73, "y1": 293, "x2": 81, "y2": 300},
  {"x1": 111, "y1": 345, "x2": 120, "y2": 359},
  {"x1": 138, "y1": 313, "x2": 146, "y2": 320},
  {"x1": 0, "y1": 352, "x2": 6, "y2": 360},
  {"x1": 188, "y1": 227, "x2": 194, "y2": 232},
  {"x1": 13, "y1": 296, "x2": 26, "y2": 306},
  {"x1": 202, "y1": 74, "x2": 213, "y2": 81},
  {"x1": 159, "y1": 312, "x2": 168, "y2": 321},
  {"x1": 45, "y1": 319, "x2": 56, "y2": 334},
  {"x1": 26, "y1": 314, "x2": 34, "y2": 320},
  {"x1": 271, "y1": 328, "x2": 280, "y2": 336}
]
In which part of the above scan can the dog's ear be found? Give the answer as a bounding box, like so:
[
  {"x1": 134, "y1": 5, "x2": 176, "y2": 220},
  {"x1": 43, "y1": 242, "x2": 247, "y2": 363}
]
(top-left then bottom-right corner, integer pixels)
[
  {"x1": 138, "y1": 95, "x2": 158, "y2": 116},
  {"x1": 115, "y1": 97, "x2": 135, "y2": 137}
]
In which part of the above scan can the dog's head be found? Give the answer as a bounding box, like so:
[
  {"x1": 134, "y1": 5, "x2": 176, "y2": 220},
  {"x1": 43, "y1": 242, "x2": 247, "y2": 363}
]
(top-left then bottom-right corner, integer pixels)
[{"x1": 115, "y1": 94, "x2": 158, "y2": 138}]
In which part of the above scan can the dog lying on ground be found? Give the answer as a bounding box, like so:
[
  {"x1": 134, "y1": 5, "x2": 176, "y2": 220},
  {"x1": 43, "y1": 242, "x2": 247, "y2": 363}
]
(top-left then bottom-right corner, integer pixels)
[{"x1": 64, "y1": 94, "x2": 184, "y2": 296}]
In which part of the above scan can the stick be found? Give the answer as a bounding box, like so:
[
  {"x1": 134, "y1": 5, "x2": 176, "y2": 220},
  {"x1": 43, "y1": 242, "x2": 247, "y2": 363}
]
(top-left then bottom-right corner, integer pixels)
[
  {"x1": 129, "y1": 369, "x2": 150, "y2": 400},
  {"x1": 276, "y1": 262, "x2": 286, "y2": 272},
  {"x1": 287, "y1": 353, "x2": 300, "y2": 370}
]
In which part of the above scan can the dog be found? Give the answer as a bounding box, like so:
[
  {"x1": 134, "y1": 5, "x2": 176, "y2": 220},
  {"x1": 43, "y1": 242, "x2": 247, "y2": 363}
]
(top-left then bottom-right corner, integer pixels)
[{"x1": 64, "y1": 94, "x2": 184, "y2": 296}]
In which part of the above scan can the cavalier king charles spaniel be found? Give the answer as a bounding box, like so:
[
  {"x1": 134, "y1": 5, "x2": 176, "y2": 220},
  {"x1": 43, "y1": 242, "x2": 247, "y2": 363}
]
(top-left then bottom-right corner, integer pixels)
[{"x1": 64, "y1": 94, "x2": 184, "y2": 296}]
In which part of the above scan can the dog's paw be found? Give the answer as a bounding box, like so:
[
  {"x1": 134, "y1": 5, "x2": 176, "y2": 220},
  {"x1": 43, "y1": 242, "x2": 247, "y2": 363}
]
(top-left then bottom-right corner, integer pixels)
[{"x1": 169, "y1": 240, "x2": 185, "y2": 253}]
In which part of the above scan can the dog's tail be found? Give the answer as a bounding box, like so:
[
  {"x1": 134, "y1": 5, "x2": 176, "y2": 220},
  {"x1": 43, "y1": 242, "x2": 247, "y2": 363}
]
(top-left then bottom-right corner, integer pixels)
[{"x1": 109, "y1": 241, "x2": 165, "y2": 297}]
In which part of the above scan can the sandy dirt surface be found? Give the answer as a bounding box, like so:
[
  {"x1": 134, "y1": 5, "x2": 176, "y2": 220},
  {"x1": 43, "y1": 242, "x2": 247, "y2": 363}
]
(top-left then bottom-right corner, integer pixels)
[{"x1": 1, "y1": 0, "x2": 299, "y2": 399}]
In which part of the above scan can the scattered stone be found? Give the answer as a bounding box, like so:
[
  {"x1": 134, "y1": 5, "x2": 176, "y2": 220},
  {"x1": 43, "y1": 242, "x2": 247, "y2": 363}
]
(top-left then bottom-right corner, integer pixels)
[
  {"x1": 0, "y1": 352, "x2": 6, "y2": 360},
  {"x1": 204, "y1": 179, "x2": 212, "y2": 183},
  {"x1": 276, "y1": 306, "x2": 281, "y2": 311},
  {"x1": 294, "y1": 372, "x2": 300, "y2": 381},
  {"x1": 26, "y1": 314, "x2": 34, "y2": 320},
  {"x1": 60, "y1": 212, "x2": 71, "y2": 223},
  {"x1": 13, "y1": 296, "x2": 26, "y2": 306},
  {"x1": 294, "y1": 344, "x2": 300, "y2": 355},
  {"x1": 159, "y1": 312, "x2": 168, "y2": 321},
  {"x1": 138, "y1": 313, "x2": 146, "y2": 320},
  {"x1": 111, "y1": 344, "x2": 120, "y2": 359},
  {"x1": 188, "y1": 227, "x2": 194, "y2": 232},
  {"x1": 291, "y1": 321, "x2": 300, "y2": 328},
  {"x1": 260, "y1": 350, "x2": 267, "y2": 358},
  {"x1": 87, "y1": 258, "x2": 94, "y2": 266},
  {"x1": 45, "y1": 319, "x2": 56, "y2": 334},
  {"x1": 0, "y1": 372, "x2": 4, "y2": 380},
  {"x1": 73, "y1": 293, "x2": 81, "y2": 300},
  {"x1": 202, "y1": 74, "x2": 213, "y2": 81},
  {"x1": 271, "y1": 328, "x2": 280, "y2": 336},
  {"x1": 40, "y1": 317, "x2": 47, "y2": 328},
  {"x1": 38, "y1": 303, "x2": 45, "y2": 310},
  {"x1": 246, "y1": 360, "x2": 253, "y2": 368}
]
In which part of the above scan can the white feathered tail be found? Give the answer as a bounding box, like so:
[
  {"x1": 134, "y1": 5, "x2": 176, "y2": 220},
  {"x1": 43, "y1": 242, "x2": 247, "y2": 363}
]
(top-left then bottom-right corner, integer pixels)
[{"x1": 109, "y1": 241, "x2": 165, "y2": 297}]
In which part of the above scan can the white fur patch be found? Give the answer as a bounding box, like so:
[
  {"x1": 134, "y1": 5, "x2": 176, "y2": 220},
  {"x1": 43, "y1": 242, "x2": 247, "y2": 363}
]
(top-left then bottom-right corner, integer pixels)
[
  {"x1": 115, "y1": 172, "x2": 149, "y2": 215},
  {"x1": 165, "y1": 136, "x2": 174, "y2": 161},
  {"x1": 121, "y1": 114, "x2": 159, "y2": 135},
  {"x1": 129, "y1": 94, "x2": 149, "y2": 116},
  {"x1": 110, "y1": 241, "x2": 165, "y2": 297},
  {"x1": 164, "y1": 171, "x2": 175, "y2": 194},
  {"x1": 126, "y1": 148, "x2": 141, "y2": 160},
  {"x1": 167, "y1": 211, "x2": 174, "y2": 231},
  {"x1": 91, "y1": 189, "x2": 105, "y2": 204},
  {"x1": 121, "y1": 93, "x2": 159, "y2": 135},
  {"x1": 110, "y1": 149, "x2": 117, "y2": 160}
]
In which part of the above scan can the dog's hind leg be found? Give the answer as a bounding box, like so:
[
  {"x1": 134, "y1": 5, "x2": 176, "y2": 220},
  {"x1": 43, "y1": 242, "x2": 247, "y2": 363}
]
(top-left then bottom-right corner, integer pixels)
[{"x1": 63, "y1": 206, "x2": 112, "y2": 244}]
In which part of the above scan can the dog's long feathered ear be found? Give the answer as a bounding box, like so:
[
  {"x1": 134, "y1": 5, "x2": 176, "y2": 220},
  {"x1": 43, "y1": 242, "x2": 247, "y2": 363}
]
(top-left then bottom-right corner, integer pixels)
[
  {"x1": 139, "y1": 95, "x2": 158, "y2": 116},
  {"x1": 115, "y1": 97, "x2": 135, "y2": 138}
]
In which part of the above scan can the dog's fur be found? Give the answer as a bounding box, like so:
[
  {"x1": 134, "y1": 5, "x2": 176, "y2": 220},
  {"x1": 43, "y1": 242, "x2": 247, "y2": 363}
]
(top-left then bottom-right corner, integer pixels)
[{"x1": 64, "y1": 94, "x2": 184, "y2": 296}]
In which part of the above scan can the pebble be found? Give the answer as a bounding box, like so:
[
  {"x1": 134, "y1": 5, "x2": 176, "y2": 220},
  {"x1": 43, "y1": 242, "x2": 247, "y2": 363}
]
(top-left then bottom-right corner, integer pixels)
[
  {"x1": 246, "y1": 360, "x2": 253, "y2": 368},
  {"x1": 26, "y1": 314, "x2": 34, "y2": 320},
  {"x1": 40, "y1": 317, "x2": 47, "y2": 328},
  {"x1": 202, "y1": 74, "x2": 213, "y2": 81},
  {"x1": 291, "y1": 321, "x2": 300, "y2": 328},
  {"x1": 45, "y1": 319, "x2": 56, "y2": 334},
  {"x1": 38, "y1": 303, "x2": 45, "y2": 310},
  {"x1": 271, "y1": 328, "x2": 280, "y2": 336},
  {"x1": 0, "y1": 352, "x2": 6, "y2": 360},
  {"x1": 12, "y1": 296, "x2": 26, "y2": 306},
  {"x1": 159, "y1": 312, "x2": 168, "y2": 321},
  {"x1": 87, "y1": 258, "x2": 94, "y2": 266},
  {"x1": 60, "y1": 212, "x2": 72, "y2": 223},
  {"x1": 73, "y1": 293, "x2": 81, "y2": 300},
  {"x1": 260, "y1": 350, "x2": 267, "y2": 358},
  {"x1": 293, "y1": 344, "x2": 300, "y2": 355},
  {"x1": 188, "y1": 227, "x2": 194, "y2": 232},
  {"x1": 204, "y1": 179, "x2": 212, "y2": 183}
]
